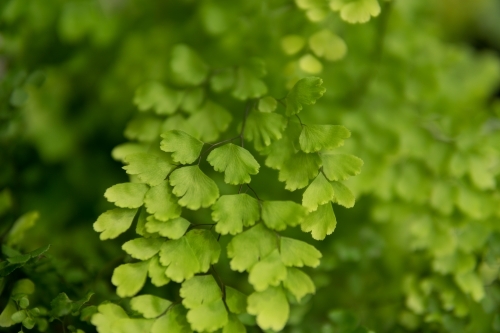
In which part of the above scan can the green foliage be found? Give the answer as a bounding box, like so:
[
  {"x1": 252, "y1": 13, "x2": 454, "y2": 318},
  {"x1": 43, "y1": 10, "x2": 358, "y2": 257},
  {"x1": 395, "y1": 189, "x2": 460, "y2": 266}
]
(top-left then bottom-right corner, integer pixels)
[{"x1": 4, "y1": 0, "x2": 500, "y2": 332}]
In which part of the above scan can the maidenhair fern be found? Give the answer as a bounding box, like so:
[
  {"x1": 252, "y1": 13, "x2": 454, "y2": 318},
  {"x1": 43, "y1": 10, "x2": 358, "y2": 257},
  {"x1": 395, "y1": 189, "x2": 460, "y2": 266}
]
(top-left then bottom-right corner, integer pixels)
[{"x1": 92, "y1": 44, "x2": 363, "y2": 332}]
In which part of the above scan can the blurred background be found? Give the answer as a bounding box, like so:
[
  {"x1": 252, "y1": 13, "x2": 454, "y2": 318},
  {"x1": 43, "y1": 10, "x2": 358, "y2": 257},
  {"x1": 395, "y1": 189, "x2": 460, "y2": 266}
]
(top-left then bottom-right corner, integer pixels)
[{"x1": 1, "y1": 0, "x2": 500, "y2": 332}]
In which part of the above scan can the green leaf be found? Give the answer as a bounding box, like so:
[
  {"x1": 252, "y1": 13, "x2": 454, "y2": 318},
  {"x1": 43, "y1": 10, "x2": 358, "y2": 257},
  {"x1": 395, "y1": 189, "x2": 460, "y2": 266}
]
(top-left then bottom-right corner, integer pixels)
[
  {"x1": 299, "y1": 54, "x2": 323, "y2": 74},
  {"x1": 122, "y1": 237, "x2": 163, "y2": 260},
  {"x1": 280, "y1": 237, "x2": 322, "y2": 267},
  {"x1": 151, "y1": 305, "x2": 192, "y2": 333},
  {"x1": 5, "y1": 211, "x2": 38, "y2": 246},
  {"x1": 148, "y1": 255, "x2": 170, "y2": 287},
  {"x1": 22, "y1": 317, "x2": 35, "y2": 329},
  {"x1": 279, "y1": 151, "x2": 322, "y2": 191},
  {"x1": 50, "y1": 293, "x2": 72, "y2": 318},
  {"x1": 261, "y1": 136, "x2": 295, "y2": 170},
  {"x1": 223, "y1": 314, "x2": 246, "y2": 333},
  {"x1": 124, "y1": 114, "x2": 163, "y2": 142},
  {"x1": 207, "y1": 144, "x2": 260, "y2": 185},
  {"x1": 145, "y1": 216, "x2": 190, "y2": 239},
  {"x1": 285, "y1": 77, "x2": 326, "y2": 116},
  {"x1": 180, "y1": 275, "x2": 221, "y2": 308},
  {"x1": 331, "y1": 0, "x2": 381, "y2": 24},
  {"x1": 144, "y1": 180, "x2": 182, "y2": 221},
  {"x1": 321, "y1": 153, "x2": 363, "y2": 181},
  {"x1": 211, "y1": 194, "x2": 260, "y2": 235},
  {"x1": 133, "y1": 81, "x2": 183, "y2": 115},
  {"x1": 258, "y1": 96, "x2": 277, "y2": 113},
  {"x1": 94, "y1": 208, "x2": 138, "y2": 240},
  {"x1": 281, "y1": 35, "x2": 306, "y2": 55},
  {"x1": 159, "y1": 230, "x2": 220, "y2": 282},
  {"x1": 210, "y1": 68, "x2": 235, "y2": 92},
  {"x1": 80, "y1": 305, "x2": 98, "y2": 321},
  {"x1": 283, "y1": 268, "x2": 315, "y2": 302},
  {"x1": 19, "y1": 297, "x2": 29, "y2": 309},
  {"x1": 232, "y1": 68, "x2": 267, "y2": 100},
  {"x1": 0, "y1": 300, "x2": 16, "y2": 327},
  {"x1": 11, "y1": 279, "x2": 35, "y2": 295},
  {"x1": 225, "y1": 287, "x2": 247, "y2": 314},
  {"x1": 180, "y1": 87, "x2": 205, "y2": 113},
  {"x1": 330, "y1": 181, "x2": 355, "y2": 208},
  {"x1": 130, "y1": 295, "x2": 172, "y2": 319},
  {"x1": 227, "y1": 224, "x2": 277, "y2": 272},
  {"x1": 262, "y1": 201, "x2": 307, "y2": 231},
  {"x1": 249, "y1": 249, "x2": 287, "y2": 291},
  {"x1": 247, "y1": 286, "x2": 289, "y2": 331},
  {"x1": 244, "y1": 111, "x2": 287, "y2": 151},
  {"x1": 187, "y1": 101, "x2": 232, "y2": 142},
  {"x1": 301, "y1": 203, "x2": 337, "y2": 240},
  {"x1": 160, "y1": 130, "x2": 204, "y2": 164},
  {"x1": 181, "y1": 276, "x2": 228, "y2": 332},
  {"x1": 309, "y1": 29, "x2": 347, "y2": 61},
  {"x1": 91, "y1": 303, "x2": 129, "y2": 333},
  {"x1": 112, "y1": 143, "x2": 148, "y2": 162},
  {"x1": 111, "y1": 318, "x2": 155, "y2": 333},
  {"x1": 111, "y1": 261, "x2": 150, "y2": 297},
  {"x1": 123, "y1": 153, "x2": 175, "y2": 187},
  {"x1": 162, "y1": 114, "x2": 199, "y2": 138},
  {"x1": 11, "y1": 310, "x2": 26, "y2": 323},
  {"x1": 299, "y1": 125, "x2": 350, "y2": 153},
  {"x1": 170, "y1": 44, "x2": 209, "y2": 86},
  {"x1": 302, "y1": 173, "x2": 335, "y2": 212},
  {"x1": 71, "y1": 291, "x2": 94, "y2": 315},
  {"x1": 169, "y1": 166, "x2": 219, "y2": 210},
  {"x1": 104, "y1": 183, "x2": 149, "y2": 209}
]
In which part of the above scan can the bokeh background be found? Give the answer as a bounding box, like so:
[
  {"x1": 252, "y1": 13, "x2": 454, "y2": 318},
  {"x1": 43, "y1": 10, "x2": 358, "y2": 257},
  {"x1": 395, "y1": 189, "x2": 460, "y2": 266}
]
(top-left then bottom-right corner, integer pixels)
[{"x1": 2, "y1": 0, "x2": 500, "y2": 332}]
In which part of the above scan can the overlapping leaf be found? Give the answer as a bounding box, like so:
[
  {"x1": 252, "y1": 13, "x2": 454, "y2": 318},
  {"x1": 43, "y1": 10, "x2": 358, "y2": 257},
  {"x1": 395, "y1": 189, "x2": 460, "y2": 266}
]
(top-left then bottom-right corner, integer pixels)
[
  {"x1": 169, "y1": 166, "x2": 219, "y2": 210},
  {"x1": 207, "y1": 144, "x2": 260, "y2": 184},
  {"x1": 285, "y1": 77, "x2": 326, "y2": 116},
  {"x1": 299, "y1": 125, "x2": 350, "y2": 153},
  {"x1": 123, "y1": 153, "x2": 175, "y2": 186},
  {"x1": 262, "y1": 201, "x2": 307, "y2": 230},
  {"x1": 211, "y1": 194, "x2": 260, "y2": 235},
  {"x1": 244, "y1": 111, "x2": 287, "y2": 151},
  {"x1": 160, "y1": 130, "x2": 204, "y2": 164}
]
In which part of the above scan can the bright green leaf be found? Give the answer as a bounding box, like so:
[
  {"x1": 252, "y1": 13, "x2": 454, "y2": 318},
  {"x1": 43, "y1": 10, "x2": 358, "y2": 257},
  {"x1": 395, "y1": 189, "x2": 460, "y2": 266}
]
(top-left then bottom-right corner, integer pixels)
[
  {"x1": 91, "y1": 303, "x2": 129, "y2": 333},
  {"x1": 285, "y1": 77, "x2": 326, "y2": 116},
  {"x1": 227, "y1": 224, "x2": 277, "y2": 272},
  {"x1": 123, "y1": 153, "x2": 175, "y2": 187},
  {"x1": 112, "y1": 143, "x2": 148, "y2": 162},
  {"x1": 258, "y1": 96, "x2": 277, "y2": 113},
  {"x1": 171, "y1": 44, "x2": 209, "y2": 86},
  {"x1": 321, "y1": 153, "x2": 363, "y2": 181},
  {"x1": 145, "y1": 216, "x2": 190, "y2": 239},
  {"x1": 302, "y1": 173, "x2": 335, "y2": 212},
  {"x1": 122, "y1": 237, "x2": 163, "y2": 260},
  {"x1": 111, "y1": 318, "x2": 155, "y2": 333},
  {"x1": 124, "y1": 114, "x2": 163, "y2": 142},
  {"x1": 130, "y1": 295, "x2": 172, "y2": 319},
  {"x1": 301, "y1": 203, "x2": 337, "y2": 240},
  {"x1": 299, "y1": 54, "x2": 323, "y2": 74},
  {"x1": 0, "y1": 300, "x2": 16, "y2": 327},
  {"x1": 144, "y1": 180, "x2": 182, "y2": 221},
  {"x1": 244, "y1": 111, "x2": 287, "y2": 151},
  {"x1": 186, "y1": 299, "x2": 227, "y2": 332},
  {"x1": 104, "y1": 183, "x2": 149, "y2": 209},
  {"x1": 281, "y1": 35, "x2": 306, "y2": 55},
  {"x1": 247, "y1": 286, "x2": 289, "y2": 331},
  {"x1": 249, "y1": 249, "x2": 287, "y2": 291},
  {"x1": 280, "y1": 237, "x2": 322, "y2": 267},
  {"x1": 148, "y1": 255, "x2": 170, "y2": 287},
  {"x1": 211, "y1": 194, "x2": 260, "y2": 235},
  {"x1": 330, "y1": 181, "x2": 355, "y2": 208},
  {"x1": 94, "y1": 208, "x2": 137, "y2": 240},
  {"x1": 299, "y1": 125, "x2": 350, "y2": 153},
  {"x1": 331, "y1": 0, "x2": 381, "y2": 24},
  {"x1": 279, "y1": 152, "x2": 322, "y2": 191},
  {"x1": 187, "y1": 101, "x2": 232, "y2": 142},
  {"x1": 169, "y1": 166, "x2": 219, "y2": 210},
  {"x1": 262, "y1": 201, "x2": 307, "y2": 231},
  {"x1": 207, "y1": 144, "x2": 260, "y2": 185},
  {"x1": 309, "y1": 30, "x2": 347, "y2": 61},
  {"x1": 261, "y1": 136, "x2": 295, "y2": 170},
  {"x1": 159, "y1": 230, "x2": 220, "y2": 282},
  {"x1": 283, "y1": 268, "x2": 315, "y2": 301},
  {"x1": 133, "y1": 81, "x2": 183, "y2": 115},
  {"x1": 232, "y1": 68, "x2": 267, "y2": 100},
  {"x1": 11, "y1": 310, "x2": 26, "y2": 323},
  {"x1": 111, "y1": 261, "x2": 150, "y2": 297},
  {"x1": 160, "y1": 130, "x2": 204, "y2": 164}
]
